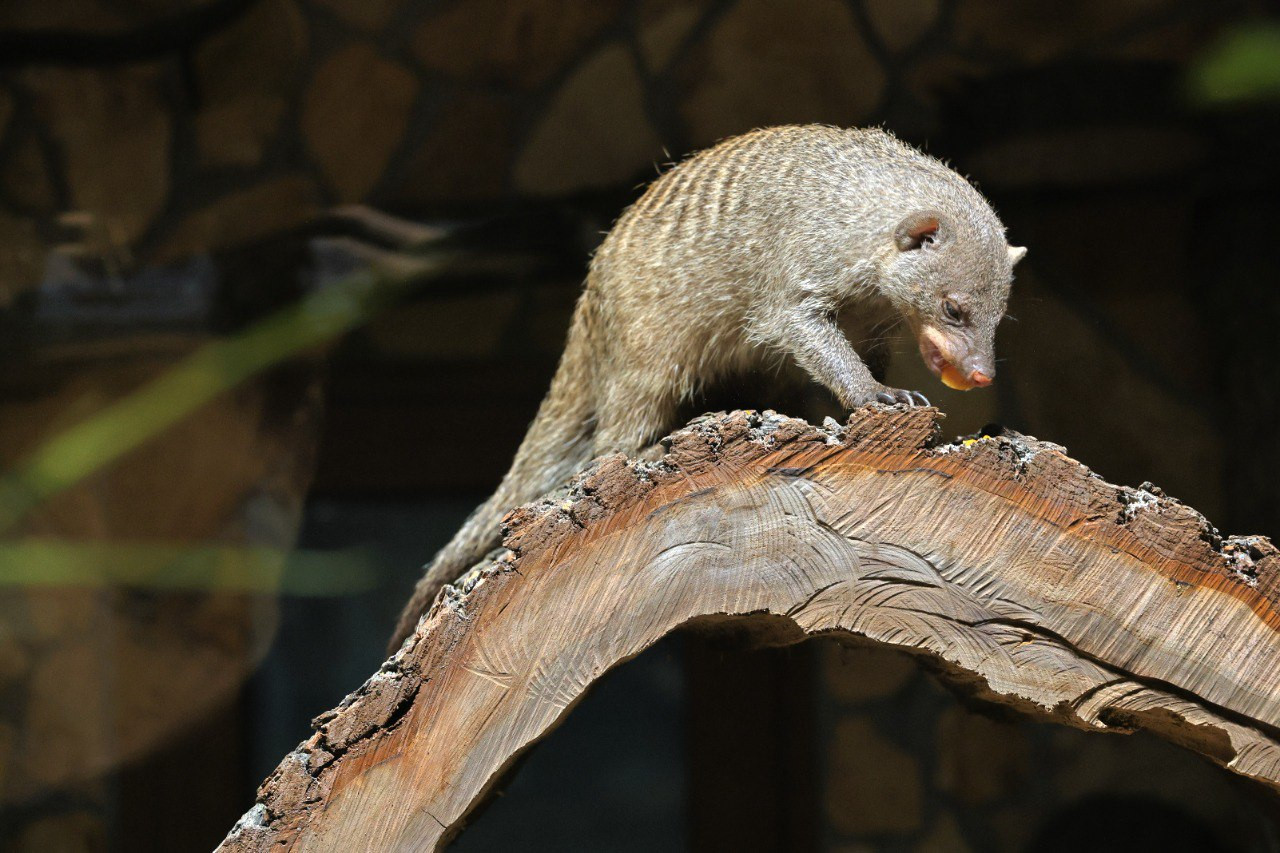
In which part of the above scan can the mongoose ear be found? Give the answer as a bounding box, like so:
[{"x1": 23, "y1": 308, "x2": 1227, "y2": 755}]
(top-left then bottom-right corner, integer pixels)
[
  {"x1": 895, "y1": 214, "x2": 940, "y2": 251},
  {"x1": 1007, "y1": 245, "x2": 1027, "y2": 266}
]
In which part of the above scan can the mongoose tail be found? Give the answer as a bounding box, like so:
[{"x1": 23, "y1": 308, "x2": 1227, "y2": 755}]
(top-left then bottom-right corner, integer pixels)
[{"x1": 389, "y1": 296, "x2": 599, "y2": 650}]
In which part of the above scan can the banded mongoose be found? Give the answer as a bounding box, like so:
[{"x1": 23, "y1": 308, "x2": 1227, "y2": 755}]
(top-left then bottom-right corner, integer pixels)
[{"x1": 390, "y1": 124, "x2": 1025, "y2": 648}]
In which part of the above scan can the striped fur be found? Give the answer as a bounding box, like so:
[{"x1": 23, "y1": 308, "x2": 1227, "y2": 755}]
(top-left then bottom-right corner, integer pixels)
[{"x1": 390, "y1": 125, "x2": 1022, "y2": 649}]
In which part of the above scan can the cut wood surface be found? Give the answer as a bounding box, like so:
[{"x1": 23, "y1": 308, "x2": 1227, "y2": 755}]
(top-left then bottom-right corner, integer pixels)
[{"x1": 220, "y1": 406, "x2": 1280, "y2": 852}]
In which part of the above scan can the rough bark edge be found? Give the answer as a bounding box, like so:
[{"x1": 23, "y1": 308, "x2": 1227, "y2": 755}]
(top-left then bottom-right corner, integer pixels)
[{"x1": 217, "y1": 406, "x2": 1280, "y2": 852}]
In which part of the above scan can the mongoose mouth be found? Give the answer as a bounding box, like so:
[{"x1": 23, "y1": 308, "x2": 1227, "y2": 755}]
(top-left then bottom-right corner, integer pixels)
[{"x1": 917, "y1": 328, "x2": 991, "y2": 391}]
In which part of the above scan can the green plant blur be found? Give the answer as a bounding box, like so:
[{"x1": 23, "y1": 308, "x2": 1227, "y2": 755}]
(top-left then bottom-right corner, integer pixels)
[
  {"x1": 0, "y1": 540, "x2": 379, "y2": 594},
  {"x1": 0, "y1": 255, "x2": 444, "y2": 594},
  {"x1": 1187, "y1": 23, "x2": 1280, "y2": 106}
]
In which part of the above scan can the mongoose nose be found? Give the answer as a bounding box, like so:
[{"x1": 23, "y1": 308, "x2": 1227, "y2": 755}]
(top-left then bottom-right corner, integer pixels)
[{"x1": 969, "y1": 370, "x2": 993, "y2": 387}]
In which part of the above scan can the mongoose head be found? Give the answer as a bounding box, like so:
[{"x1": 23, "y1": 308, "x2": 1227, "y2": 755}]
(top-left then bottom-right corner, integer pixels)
[{"x1": 882, "y1": 211, "x2": 1025, "y2": 391}]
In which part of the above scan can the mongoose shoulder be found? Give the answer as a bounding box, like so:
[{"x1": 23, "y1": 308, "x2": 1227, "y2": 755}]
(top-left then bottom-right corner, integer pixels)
[{"x1": 390, "y1": 124, "x2": 1024, "y2": 649}]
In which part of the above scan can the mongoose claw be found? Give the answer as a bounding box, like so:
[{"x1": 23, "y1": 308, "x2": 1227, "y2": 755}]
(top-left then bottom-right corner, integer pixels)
[{"x1": 874, "y1": 388, "x2": 929, "y2": 407}]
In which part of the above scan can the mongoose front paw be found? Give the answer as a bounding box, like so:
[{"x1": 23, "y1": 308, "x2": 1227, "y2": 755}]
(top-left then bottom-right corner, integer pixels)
[{"x1": 872, "y1": 388, "x2": 930, "y2": 407}]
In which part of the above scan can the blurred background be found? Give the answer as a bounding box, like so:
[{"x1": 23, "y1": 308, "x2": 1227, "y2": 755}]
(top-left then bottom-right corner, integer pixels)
[{"x1": 0, "y1": 0, "x2": 1278, "y2": 850}]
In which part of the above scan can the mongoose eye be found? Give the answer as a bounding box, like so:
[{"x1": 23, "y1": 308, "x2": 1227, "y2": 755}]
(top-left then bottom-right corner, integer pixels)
[{"x1": 943, "y1": 299, "x2": 964, "y2": 323}]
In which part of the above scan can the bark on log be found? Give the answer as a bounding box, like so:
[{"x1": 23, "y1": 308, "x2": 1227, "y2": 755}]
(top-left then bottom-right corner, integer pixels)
[{"x1": 220, "y1": 406, "x2": 1280, "y2": 852}]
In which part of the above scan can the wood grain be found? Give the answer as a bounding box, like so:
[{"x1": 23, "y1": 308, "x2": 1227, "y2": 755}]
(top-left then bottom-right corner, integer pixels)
[{"x1": 219, "y1": 406, "x2": 1280, "y2": 852}]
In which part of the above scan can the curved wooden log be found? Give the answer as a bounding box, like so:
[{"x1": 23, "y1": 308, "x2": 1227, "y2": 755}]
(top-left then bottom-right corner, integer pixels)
[{"x1": 220, "y1": 407, "x2": 1280, "y2": 852}]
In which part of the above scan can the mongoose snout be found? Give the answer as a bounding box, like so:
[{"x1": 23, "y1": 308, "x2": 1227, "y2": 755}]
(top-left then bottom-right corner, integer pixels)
[{"x1": 917, "y1": 325, "x2": 995, "y2": 390}]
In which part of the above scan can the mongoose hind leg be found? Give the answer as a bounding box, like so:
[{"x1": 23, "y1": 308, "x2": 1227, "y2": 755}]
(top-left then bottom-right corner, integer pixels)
[{"x1": 592, "y1": 383, "x2": 682, "y2": 458}]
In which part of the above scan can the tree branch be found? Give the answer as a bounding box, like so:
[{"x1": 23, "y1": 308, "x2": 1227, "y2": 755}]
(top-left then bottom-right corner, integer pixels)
[{"x1": 218, "y1": 406, "x2": 1280, "y2": 852}]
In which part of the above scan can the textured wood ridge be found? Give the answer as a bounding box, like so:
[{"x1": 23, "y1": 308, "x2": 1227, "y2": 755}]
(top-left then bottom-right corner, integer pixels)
[{"x1": 220, "y1": 406, "x2": 1280, "y2": 852}]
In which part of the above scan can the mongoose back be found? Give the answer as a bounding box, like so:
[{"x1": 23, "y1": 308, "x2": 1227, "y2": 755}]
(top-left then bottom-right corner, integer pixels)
[{"x1": 391, "y1": 125, "x2": 1024, "y2": 648}]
